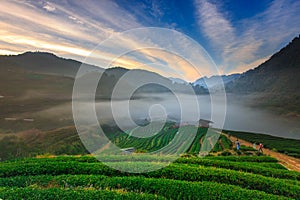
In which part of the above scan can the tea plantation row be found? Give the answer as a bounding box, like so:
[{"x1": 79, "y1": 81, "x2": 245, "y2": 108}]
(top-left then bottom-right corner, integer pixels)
[{"x1": 1, "y1": 157, "x2": 300, "y2": 199}]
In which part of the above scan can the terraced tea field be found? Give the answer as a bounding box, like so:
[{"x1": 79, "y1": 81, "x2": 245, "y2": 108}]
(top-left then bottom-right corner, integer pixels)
[
  {"x1": 110, "y1": 124, "x2": 232, "y2": 155},
  {"x1": 1, "y1": 124, "x2": 300, "y2": 199},
  {"x1": 1, "y1": 155, "x2": 300, "y2": 199}
]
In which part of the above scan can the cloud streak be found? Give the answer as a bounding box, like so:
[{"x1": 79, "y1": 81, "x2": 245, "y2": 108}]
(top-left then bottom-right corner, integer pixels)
[
  {"x1": 194, "y1": 0, "x2": 235, "y2": 51},
  {"x1": 194, "y1": 0, "x2": 300, "y2": 75},
  {"x1": 43, "y1": 2, "x2": 56, "y2": 12},
  {"x1": 0, "y1": 0, "x2": 158, "y2": 70}
]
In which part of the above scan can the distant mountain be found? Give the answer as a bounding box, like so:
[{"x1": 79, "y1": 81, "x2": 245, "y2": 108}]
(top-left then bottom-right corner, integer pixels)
[
  {"x1": 0, "y1": 51, "x2": 101, "y2": 77},
  {"x1": 227, "y1": 35, "x2": 300, "y2": 115},
  {"x1": 0, "y1": 52, "x2": 209, "y2": 100},
  {"x1": 168, "y1": 77, "x2": 189, "y2": 85},
  {"x1": 193, "y1": 74, "x2": 241, "y2": 89},
  {"x1": 97, "y1": 67, "x2": 206, "y2": 97}
]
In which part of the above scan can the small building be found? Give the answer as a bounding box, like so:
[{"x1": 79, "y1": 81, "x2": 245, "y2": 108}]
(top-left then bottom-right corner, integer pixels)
[{"x1": 198, "y1": 119, "x2": 213, "y2": 128}]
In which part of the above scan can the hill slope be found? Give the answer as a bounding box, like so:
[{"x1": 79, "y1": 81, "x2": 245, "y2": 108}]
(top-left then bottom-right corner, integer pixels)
[
  {"x1": 227, "y1": 35, "x2": 300, "y2": 115},
  {"x1": 0, "y1": 52, "x2": 100, "y2": 77}
]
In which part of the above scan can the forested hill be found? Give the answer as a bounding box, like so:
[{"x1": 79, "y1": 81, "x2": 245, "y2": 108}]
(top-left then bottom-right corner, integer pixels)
[
  {"x1": 227, "y1": 35, "x2": 300, "y2": 115},
  {"x1": 228, "y1": 35, "x2": 300, "y2": 93}
]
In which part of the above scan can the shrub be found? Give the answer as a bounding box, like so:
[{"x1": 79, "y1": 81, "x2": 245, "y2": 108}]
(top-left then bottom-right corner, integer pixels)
[
  {"x1": 0, "y1": 187, "x2": 165, "y2": 200},
  {"x1": 220, "y1": 151, "x2": 232, "y2": 156}
]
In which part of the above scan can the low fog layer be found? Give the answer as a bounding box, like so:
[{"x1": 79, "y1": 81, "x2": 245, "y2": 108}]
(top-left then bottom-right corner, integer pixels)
[{"x1": 35, "y1": 93, "x2": 300, "y2": 139}]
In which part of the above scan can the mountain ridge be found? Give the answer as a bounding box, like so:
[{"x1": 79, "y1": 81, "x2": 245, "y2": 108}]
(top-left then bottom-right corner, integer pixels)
[
  {"x1": 1, "y1": 34, "x2": 299, "y2": 101},
  {"x1": 228, "y1": 35, "x2": 300, "y2": 93},
  {"x1": 193, "y1": 73, "x2": 241, "y2": 89},
  {"x1": 227, "y1": 35, "x2": 300, "y2": 115},
  {"x1": 1, "y1": 51, "x2": 102, "y2": 78}
]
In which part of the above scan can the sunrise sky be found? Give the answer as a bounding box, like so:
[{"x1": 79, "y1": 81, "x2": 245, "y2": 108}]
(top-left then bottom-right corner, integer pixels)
[{"x1": 0, "y1": 0, "x2": 300, "y2": 81}]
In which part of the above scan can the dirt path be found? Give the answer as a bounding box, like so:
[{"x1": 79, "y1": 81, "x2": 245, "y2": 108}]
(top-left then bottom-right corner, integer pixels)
[
  {"x1": 221, "y1": 132, "x2": 300, "y2": 172},
  {"x1": 219, "y1": 139, "x2": 225, "y2": 151},
  {"x1": 207, "y1": 137, "x2": 214, "y2": 149}
]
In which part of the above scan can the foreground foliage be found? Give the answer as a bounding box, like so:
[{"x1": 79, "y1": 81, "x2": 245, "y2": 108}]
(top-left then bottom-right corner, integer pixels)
[{"x1": 1, "y1": 155, "x2": 300, "y2": 199}]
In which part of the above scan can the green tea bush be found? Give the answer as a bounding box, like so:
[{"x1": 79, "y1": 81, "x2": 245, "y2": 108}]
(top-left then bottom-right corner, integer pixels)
[
  {"x1": 0, "y1": 187, "x2": 165, "y2": 200},
  {"x1": 176, "y1": 158, "x2": 294, "y2": 179},
  {"x1": 0, "y1": 175, "x2": 289, "y2": 200},
  {"x1": 1, "y1": 160, "x2": 300, "y2": 198}
]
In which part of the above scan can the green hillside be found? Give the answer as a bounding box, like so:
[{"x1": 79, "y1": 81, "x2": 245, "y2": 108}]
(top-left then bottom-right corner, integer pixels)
[
  {"x1": 2, "y1": 122, "x2": 300, "y2": 161},
  {"x1": 0, "y1": 126, "x2": 88, "y2": 161},
  {"x1": 0, "y1": 123, "x2": 234, "y2": 161},
  {"x1": 1, "y1": 155, "x2": 299, "y2": 199}
]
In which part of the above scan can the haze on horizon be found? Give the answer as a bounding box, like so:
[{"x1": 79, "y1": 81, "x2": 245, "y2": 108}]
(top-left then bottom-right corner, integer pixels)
[{"x1": 0, "y1": 0, "x2": 300, "y2": 81}]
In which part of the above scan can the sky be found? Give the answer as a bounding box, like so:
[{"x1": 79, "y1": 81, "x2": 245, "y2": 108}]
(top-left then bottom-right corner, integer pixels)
[{"x1": 0, "y1": 0, "x2": 300, "y2": 81}]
